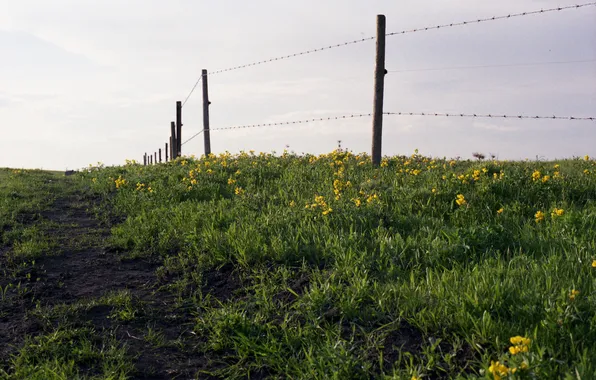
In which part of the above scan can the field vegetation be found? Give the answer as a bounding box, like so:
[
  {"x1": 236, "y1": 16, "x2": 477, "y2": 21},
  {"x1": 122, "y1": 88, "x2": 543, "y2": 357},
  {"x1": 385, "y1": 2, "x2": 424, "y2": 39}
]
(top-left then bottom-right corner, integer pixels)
[{"x1": 1, "y1": 151, "x2": 595, "y2": 379}]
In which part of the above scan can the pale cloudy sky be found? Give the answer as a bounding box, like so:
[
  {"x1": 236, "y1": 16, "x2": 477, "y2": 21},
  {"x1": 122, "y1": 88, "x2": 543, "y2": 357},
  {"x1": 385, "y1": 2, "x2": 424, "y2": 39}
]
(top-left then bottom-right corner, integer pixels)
[{"x1": 1, "y1": 1, "x2": 595, "y2": 170}]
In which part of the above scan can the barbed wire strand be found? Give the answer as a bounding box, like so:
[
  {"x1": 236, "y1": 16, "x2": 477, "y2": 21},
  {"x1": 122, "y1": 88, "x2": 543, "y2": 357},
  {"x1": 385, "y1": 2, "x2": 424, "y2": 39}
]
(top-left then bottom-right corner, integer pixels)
[
  {"x1": 208, "y1": 2, "x2": 595, "y2": 75},
  {"x1": 182, "y1": 111, "x2": 595, "y2": 144},
  {"x1": 386, "y1": 3, "x2": 595, "y2": 37},
  {"x1": 388, "y1": 59, "x2": 596, "y2": 73},
  {"x1": 212, "y1": 113, "x2": 373, "y2": 131},
  {"x1": 384, "y1": 112, "x2": 595, "y2": 121}
]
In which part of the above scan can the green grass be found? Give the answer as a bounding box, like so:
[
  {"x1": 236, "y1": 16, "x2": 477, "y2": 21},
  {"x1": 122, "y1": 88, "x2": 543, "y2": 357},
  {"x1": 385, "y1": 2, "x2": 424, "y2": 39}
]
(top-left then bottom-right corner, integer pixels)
[{"x1": 70, "y1": 151, "x2": 596, "y2": 379}]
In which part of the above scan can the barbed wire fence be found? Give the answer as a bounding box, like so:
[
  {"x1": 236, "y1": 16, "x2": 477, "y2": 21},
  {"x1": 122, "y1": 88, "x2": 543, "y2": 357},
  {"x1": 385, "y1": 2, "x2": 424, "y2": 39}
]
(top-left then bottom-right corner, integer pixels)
[{"x1": 142, "y1": 2, "x2": 596, "y2": 166}]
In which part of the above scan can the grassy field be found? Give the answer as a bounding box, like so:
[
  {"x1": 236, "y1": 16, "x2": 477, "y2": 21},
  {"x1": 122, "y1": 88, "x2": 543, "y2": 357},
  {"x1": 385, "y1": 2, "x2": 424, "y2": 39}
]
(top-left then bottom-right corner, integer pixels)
[{"x1": 1, "y1": 151, "x2": 595, "y2": 379}]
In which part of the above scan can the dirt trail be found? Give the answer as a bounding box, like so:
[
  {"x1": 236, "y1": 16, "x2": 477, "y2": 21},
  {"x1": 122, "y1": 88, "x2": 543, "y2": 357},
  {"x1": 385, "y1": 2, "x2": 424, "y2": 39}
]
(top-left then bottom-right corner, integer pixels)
[{"x1": 1, "y1": 190, "x2": 212, "y2": 379}]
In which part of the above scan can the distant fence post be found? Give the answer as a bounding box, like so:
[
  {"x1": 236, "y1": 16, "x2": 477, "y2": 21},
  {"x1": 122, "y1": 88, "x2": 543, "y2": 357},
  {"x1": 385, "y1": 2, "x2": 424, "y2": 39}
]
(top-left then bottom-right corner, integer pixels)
[
  {"x1": 154, "y1": 152, "x2": 157, "y2": 164},
  {"x1": 371, "y1": 14, "x2": 386, "y2": 167},
  {"x1": 143, "y1": 153, "x2": 147, "y2": 166},
  {"x1": 171, "y1": 122, "x2": 177, "y2": 159},
  {"x1": 150, "y1": 155, "x2": 153, "y2": 165},
  {"x1": 165, "y1": 143, "x2": 169, "y2": 162},
  {"x1": 202, "y1": 69, "x2": 211, "y2": 157},
  {"x1": 176, "y1": 101, "x2": 182, "y2": 157},
  {"x1": 159, "y1": 149, "x2": 162, "y2": 163}
]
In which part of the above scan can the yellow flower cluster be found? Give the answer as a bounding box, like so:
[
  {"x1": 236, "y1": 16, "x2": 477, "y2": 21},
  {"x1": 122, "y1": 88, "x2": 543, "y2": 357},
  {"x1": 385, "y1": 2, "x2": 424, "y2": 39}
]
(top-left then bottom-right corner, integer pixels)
[
  {"x1": 592, "y1": 260, "x2": 596, "y2": 268},
  {"x1": 535, "y1": 210, "x2": 545, "y2": 223},
  {"x1": 115, "y1": 176, "x2": 127, "y2": 189},
  {"x1": 333, "y1": 179, "x2": 352, "y2": 200},
  {"x1": 569, "y1": 289, "x2": 580, "y2": 300},
  {"x1": 135, "y1": 183, "x2": 154, "y2": 193},
  {"x1": 489, "y1": 361, "x2": 513, "y2": 379},
  {"x1": 235, "y1": 187, "x2": 245, "y2": 196},
  {"x1": 551, "y1": 208, "x2": 564, "y2": 218},
  {"x1": 508, "y1": 336, "x2": 531, "y2": 355},
  {"x1": 306, "y1": 195, "x2": 332, "y2": 216},
  {"x1": 532, "y1": 170, "x2": 541, "y2": 181},
  {"x1": 455, "y1": 194, "x2": 466, "y2": 206}
]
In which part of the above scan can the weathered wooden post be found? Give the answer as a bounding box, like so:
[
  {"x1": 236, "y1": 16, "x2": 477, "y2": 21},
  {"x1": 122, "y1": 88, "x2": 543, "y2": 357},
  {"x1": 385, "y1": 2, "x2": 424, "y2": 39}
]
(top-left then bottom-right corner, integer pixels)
[
  {"x1": 371, "y1": 14, "x2": 386, "y2": 167},
  {"x1": 170, "y1": 122, "x2": 177, "y2": 159},
  {"x1": 158, "y1": 149, "x2": 162, "y2": 163},
  {"x1": 165, "y1": 143, "x2": 169, "y2": 162},
  {"x1": 143, "y1": 153, "x2": 147, "y2": 166},
  {"x1": 176, "y1": 101, "x2": 182, "y2": 157},
  {"x1": 202, "y1": 69, "x2": 211, "y2": 156}
]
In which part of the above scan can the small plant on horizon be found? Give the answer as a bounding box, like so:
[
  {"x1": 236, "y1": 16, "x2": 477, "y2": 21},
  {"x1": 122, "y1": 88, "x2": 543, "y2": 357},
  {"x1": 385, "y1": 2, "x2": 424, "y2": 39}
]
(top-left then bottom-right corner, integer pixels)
[{"x1": 472, "y1": 152, "x2": 486, "y2": 161}]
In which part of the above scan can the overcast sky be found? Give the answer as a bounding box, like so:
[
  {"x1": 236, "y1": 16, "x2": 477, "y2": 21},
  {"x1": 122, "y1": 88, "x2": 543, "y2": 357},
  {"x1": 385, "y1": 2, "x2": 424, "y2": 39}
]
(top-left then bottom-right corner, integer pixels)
[{"x1": 1, "y1": 1, "x2": 595, "y2": 170}]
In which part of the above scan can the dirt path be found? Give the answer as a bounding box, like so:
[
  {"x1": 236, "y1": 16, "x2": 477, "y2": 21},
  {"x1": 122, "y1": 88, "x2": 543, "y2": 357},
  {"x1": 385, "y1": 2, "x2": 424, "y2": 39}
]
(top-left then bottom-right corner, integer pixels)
[{"x1": 1, "y1": 190, "x2": 212, "y2": 379}]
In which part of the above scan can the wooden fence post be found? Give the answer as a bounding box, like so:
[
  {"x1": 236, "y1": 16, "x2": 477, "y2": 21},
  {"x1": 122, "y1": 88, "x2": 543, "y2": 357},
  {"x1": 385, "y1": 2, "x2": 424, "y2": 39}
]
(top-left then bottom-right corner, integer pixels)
[
  {"x1": 176, "y1": 101, "x2": 182, "y2": 157},
  {"x1": 165, "y1": 143, "x2": 169, "y2": 162},
  {"x1": 371, "y1": 14, "x2": 386, "y2": 167},
  {"x1": 150, "y1": 155, "x2": 153, "y2": 165},
  {"x1": 170, "y1": 122, "x2": 177, "y2": 159},
  {"x1": 158, "y1": 149, "x2": 162, "y2": 163},
  {"x1": 143, "y1": 153, "x2": 147, "y2": 166},
  {"x1": 202, "y1": 69, "x2": 211, "y2": 157}
]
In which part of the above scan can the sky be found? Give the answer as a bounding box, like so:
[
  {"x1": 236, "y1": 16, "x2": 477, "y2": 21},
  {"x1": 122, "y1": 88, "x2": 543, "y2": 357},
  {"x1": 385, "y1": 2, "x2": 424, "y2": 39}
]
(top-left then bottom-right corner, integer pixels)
[{"x1": 1, "y1": 0, "x2": 595, "y2": 170}]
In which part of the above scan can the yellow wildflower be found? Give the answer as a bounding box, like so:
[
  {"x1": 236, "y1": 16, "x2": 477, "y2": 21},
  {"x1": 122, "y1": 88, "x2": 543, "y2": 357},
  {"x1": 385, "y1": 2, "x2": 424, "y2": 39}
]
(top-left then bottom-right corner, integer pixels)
[
  {"x1": 532, "y1": 170, "x2": 541, "y2": 181},
  {"x1": 554, "y1": 164, "x2": 560, "y2": 169},
  {"x1": 584, "y1": 169, "x2": 591, "y2": 175},
  {"x1": 489, "y1": 361, "x2": 510, "y2": 380},
  {"x1": 551, "y1": 208, "x2": 564, "y2": 217},
  {"x1": 380, "y1": 160, "x2": 389, "y2": 167},
  {"x1": 570, "y1": 289, "x2": 580, "y2": 300},
  {"x1": 228, "y1": 178, "x2": 236, "y2": 185},
  {"x1": 322, "y1": 208, "x2": 333, "y2": 216},
  {"x1": 431, "y1": 188, "x2": 437, "y2": 194},
  {"x1": 289, "y1": 201, "x2": 296, "y2": 207},
  {"x1": 455, "y1": 194, "x2": 466, "y2": 206},
  {"x1": 352, "y1": 198, "x2": 362, "y2": 207},
  {"x1": 585, "y1": 155, "x2": 590, "y2": 161},
  {"x1": 114, "y1": 176, "x2": 127, "y2": 189},
  {"x1": 592, "y1": 260, "x2": 596, "y2": 268},
  {"x1": 497, "y1": 208, "x2": 504, "y2": 214},
  {"x1": 535, "y1": 211, "x2": 545, "y2": 223},
  {"x1": 234, "y1": 187, "x2": 245, "y2": 196},
  {"x1": 542, "y1": 175, "x2": 550, "y2": 183},
  {"x1": 510, "y1": 336, "x2": 531, "y2": 346},
  {"x1": 366, "y1": 194, "x2": 379, "y2": 203}
]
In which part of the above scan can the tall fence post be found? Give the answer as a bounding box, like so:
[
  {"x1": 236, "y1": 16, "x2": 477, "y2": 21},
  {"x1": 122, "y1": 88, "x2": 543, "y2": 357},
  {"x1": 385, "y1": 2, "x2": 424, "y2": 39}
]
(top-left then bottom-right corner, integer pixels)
[
  {"x1": 176, "y1": 101, "x2": 182, "y2": 157},
  {"x1": 170, "y1": 122, "x2": 177, "y2": 159},
  {"x1": 150, "y1": 155, "x2": 153, "y2": 165},
  {"x1": 159, "y1": 149, "x2": 162, "y2": 163},
  {"x1": 154, "y1": 152, "x2": 157, "y2": 164},
  {"x1": 202, "y1": 69, "x2": 211, "y2": 157},
  {"x1": 165, "y1": 143, "x2": 169, "y2": 162},
  {"x1": 371, "y1": 14, "x2": 386, "y2": 167},
  {"x1": 143, "y1": 153, "x2": 147, "y2": 166}
]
